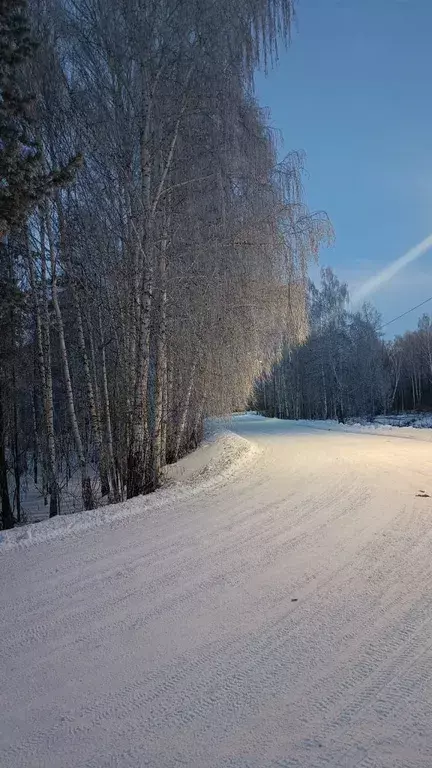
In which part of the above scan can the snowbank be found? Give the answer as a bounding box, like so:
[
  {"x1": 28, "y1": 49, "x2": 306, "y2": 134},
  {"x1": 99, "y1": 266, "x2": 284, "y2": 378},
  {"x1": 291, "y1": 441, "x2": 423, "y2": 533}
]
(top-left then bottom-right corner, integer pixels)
[
  {"x1": 284, "y1": 416, "x2": 432, "y2": 442},
  {"x1": 370, "y1": 413, "x2": 432, "y2": 428},
  {"x1": 243, "y1": 411, "x2": 432, "y2": 441},
  {"x1": 0, "y1": 428, "x2": 258, "y2": 552}
]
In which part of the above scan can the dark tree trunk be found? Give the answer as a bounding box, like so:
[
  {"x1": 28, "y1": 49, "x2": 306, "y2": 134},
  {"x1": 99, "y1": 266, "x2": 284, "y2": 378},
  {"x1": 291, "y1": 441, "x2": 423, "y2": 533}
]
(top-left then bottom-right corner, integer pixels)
[
  {"x1": 12, "y1": 363, "x2": 21, "y2": 523},
  {"x1": 0, "y1": 392, "x2": 14, "y2": 530}
]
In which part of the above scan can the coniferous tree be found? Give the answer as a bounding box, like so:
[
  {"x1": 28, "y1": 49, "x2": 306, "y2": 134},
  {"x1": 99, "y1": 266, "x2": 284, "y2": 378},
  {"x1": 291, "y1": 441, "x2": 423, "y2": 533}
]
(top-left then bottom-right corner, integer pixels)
[
  {"x1": 0, "y1": 0, "x2": 80, "y2": 528},
  {"x1": 0, "y1": 0, "x2": 81, "y2": 235}
]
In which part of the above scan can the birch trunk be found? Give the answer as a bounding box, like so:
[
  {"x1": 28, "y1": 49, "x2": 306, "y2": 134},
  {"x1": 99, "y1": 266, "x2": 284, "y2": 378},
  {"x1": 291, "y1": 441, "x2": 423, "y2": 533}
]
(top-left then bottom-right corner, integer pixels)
[
  {"x1": 126, "y1": 78, "x2": 153, "y2": 499},
  {"x1": 87, "y1": 321, "x2": 102, "y2": 427},
  {"x1": 127, "y1": 263, "x2": 153, "y2": 498},
  {"x1": 150, "y1": 235, "x2": 167, "y2": 489},
  {"x1": 34, "y1": 220, "x2": 59, "y2": 517},
  {"x1": 164, "y1": 357, "x2": 174, "y2": 462},
  {"x1": 321, "y1": 363, "x2": 328, "y2": 419},
  {"x1": 174, "y1": 360, "x2": 197, "y2": 461},
  {"x1": 11, "y1": 362, "x2": 21, "y2": 523},
  {"x1": 0, "y1": 382, "x2": 13, "y2": 530},
  {"x1": 46, "y1": 209, "x2": 94, "y2": 511},
  {"x1": 71, "y1": 278, "x2": 109, "y2": 497},
  {"x1": 32, "y1": 374, "x2": 39, "y2": 486},
  {"x1": 99, "y1": 308, "x2": 119, "y2": 502},
  {"x1": 191, "y1": 396, "x2": 206, "y2": 449},
  {"x1": 161, "y1": 361, "x2": 168, "y2": 471}
]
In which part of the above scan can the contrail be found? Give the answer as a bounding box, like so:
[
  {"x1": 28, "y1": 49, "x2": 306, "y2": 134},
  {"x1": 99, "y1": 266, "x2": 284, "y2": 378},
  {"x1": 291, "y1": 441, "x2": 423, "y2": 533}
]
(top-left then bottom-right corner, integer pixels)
[{"x1": 351, "y1": 233, "x2": 432, "y2": 305}]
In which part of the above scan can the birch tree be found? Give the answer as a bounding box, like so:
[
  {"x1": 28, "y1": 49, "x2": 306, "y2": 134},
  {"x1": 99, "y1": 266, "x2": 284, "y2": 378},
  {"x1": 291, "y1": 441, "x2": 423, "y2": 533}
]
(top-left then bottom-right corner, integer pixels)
[{"x1": 2, "y1": 0, "x2": 335, "y2": 527}]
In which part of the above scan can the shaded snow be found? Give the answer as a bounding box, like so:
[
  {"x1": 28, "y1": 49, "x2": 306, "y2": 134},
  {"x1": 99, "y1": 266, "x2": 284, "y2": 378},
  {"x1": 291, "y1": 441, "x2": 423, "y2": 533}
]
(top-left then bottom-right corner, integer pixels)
[
  {"x1": 277, "y1": 414, "x2": 432, "y2": 441},
  {"x1": 2, "y1": 414, "x2": 432, "y2": 767},
  {"x1": 367, "y1": 412, "x2": 432, "y2": 428},
  {"x1": 0, "y1": 429, "x2": 257, "y2": 552}
]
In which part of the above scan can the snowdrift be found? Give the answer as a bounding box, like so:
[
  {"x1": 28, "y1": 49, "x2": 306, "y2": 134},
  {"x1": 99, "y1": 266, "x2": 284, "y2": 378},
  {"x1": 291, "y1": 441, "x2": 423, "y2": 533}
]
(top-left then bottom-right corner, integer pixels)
[
  {"x1": 0, "y1": 428, "x2": 258, "y2": 552},
  {"x1": 290, "y1": 417, "x2": 432, "y2": 442}
]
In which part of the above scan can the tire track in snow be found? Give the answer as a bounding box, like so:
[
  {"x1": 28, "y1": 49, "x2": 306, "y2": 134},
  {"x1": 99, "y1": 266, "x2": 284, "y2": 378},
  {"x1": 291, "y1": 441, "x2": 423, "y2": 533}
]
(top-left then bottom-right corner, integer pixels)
[{"x1": 2, "y1": 416, "x2": 432, "y2": 767}]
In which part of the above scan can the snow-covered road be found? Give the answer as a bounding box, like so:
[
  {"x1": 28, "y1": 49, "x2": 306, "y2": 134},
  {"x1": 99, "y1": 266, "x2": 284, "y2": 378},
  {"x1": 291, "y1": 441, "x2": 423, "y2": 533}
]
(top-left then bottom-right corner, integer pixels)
[{"x1": 2, "y1": 414, "x2": 432, "y2": 767}]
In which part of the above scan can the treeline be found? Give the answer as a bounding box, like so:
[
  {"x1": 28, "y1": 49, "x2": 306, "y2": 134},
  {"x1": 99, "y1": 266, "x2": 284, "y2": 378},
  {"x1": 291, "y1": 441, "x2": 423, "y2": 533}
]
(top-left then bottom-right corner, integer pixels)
[
  {"x1": 253, "y1": 267, "x2": 432, "y2": 421},
  {"x1": 0, "y1": 0, "x2": 330, "y2": 528}
]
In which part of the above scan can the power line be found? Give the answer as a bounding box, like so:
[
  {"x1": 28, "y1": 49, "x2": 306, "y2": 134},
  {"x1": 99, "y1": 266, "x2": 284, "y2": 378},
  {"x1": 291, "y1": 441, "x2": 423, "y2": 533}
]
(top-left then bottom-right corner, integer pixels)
[{"x1": 380, "y1": 295, "x2": 432, "y2": 330}]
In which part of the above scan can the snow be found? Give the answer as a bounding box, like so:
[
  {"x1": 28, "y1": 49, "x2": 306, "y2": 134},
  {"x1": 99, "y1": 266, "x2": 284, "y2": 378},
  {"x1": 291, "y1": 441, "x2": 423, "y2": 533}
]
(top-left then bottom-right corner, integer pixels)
[
  {"x1": 367, "y1": 412, "x2": 432, "y2": 428},
  {"x1": 280, "y1": 414, "x2": 432, "y2": 442},
  {"x1": 9, "y1": 467, "x2": 96, "y2": 525},
  {"x1": 2, "y1": 414, "x2": 432, "y2": 766},
  {"x1": 0, "y1": 428, "x2": 257, "y2": 551}
]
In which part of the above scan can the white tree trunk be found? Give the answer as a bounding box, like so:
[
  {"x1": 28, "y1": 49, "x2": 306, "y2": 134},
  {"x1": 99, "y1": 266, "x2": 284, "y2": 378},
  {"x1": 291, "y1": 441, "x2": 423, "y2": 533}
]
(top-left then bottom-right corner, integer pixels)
[
  {"x1": 30, "y1": 220, "x2": 59, "y2": 517},
  {"x1": 174, "y1": 361, "x2": 197, "y2": 461},
  {"x1": 151, "y1": 221, "x2": 168, "y2": 488},
  {"x1": 99, "y1": 308, "x2": 119, "y2": 502},
  {"x1": 46, "y1": 208, "x2": 94, "y2": 511}
]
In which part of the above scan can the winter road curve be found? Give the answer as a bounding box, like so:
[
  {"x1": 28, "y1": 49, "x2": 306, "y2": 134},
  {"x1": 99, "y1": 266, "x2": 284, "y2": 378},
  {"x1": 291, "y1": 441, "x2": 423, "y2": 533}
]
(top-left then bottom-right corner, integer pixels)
[{"x1": 2, "y1": 414, "x2": 432, "y2": 767}]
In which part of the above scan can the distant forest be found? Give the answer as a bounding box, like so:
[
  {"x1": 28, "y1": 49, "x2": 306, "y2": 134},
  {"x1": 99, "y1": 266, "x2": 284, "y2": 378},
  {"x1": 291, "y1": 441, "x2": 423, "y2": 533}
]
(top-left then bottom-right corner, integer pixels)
[{"x1": 253, "y1": 267, "x2": 432, "y2": 421}]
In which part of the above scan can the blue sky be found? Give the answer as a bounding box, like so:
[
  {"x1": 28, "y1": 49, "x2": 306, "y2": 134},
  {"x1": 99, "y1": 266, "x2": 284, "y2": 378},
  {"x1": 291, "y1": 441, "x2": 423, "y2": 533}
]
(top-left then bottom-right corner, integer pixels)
[{"x1": 255, "y1": 0, "x2": 432, "y2": 336}]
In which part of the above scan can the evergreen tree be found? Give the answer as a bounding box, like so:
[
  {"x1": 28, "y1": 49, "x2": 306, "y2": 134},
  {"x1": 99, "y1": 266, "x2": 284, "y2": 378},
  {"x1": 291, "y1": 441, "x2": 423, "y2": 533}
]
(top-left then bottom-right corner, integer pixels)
[
  {"x1": 0, "y1": 0, "x2": 80, "y2": 529},
  {"x1": 0, "y1": 0, "x2": 81, "y2": 236},
  {"x1": 1, "y1": 0, "x2": 38, "y2": 235}
]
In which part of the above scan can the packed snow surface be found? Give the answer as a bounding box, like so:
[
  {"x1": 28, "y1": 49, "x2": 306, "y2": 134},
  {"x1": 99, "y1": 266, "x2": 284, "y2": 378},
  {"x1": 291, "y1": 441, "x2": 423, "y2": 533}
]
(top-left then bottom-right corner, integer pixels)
[{"x1": 2, "y1": 414, "x2": 432, "y2": 767}]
